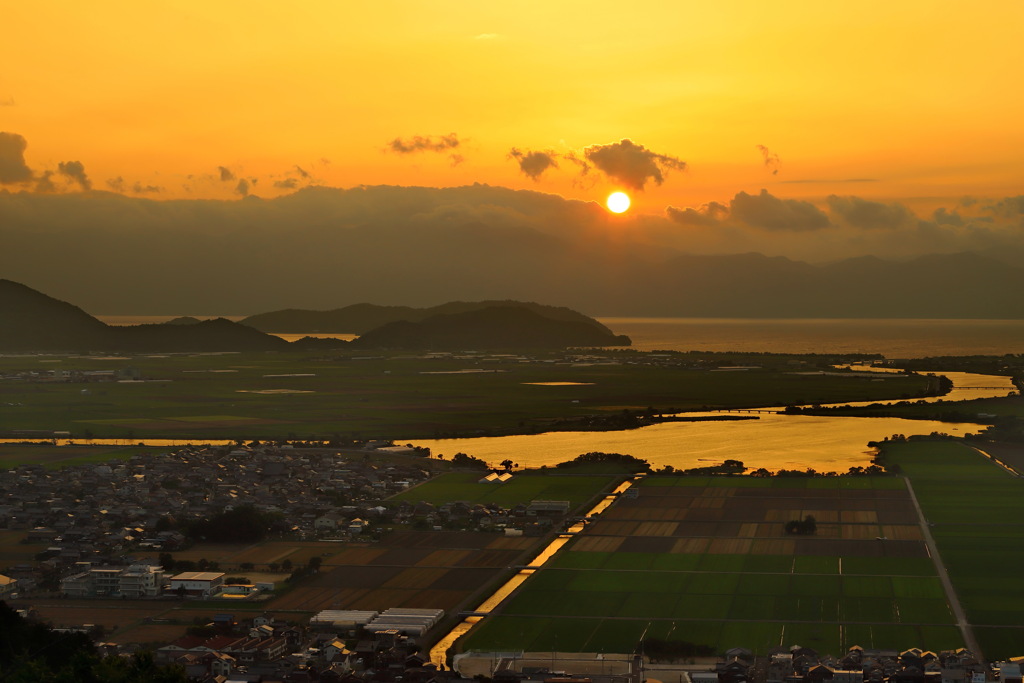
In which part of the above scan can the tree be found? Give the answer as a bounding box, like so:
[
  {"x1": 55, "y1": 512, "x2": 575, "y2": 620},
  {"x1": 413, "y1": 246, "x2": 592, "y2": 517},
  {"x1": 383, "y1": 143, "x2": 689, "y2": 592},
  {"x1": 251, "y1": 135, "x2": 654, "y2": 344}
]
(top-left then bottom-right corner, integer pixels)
[
  {"x1": 499, "y1": 459, "x2": 514, "y2": 472},
  {"x1": 785, "y1": 515, "x2": 817, "y2": 535}
]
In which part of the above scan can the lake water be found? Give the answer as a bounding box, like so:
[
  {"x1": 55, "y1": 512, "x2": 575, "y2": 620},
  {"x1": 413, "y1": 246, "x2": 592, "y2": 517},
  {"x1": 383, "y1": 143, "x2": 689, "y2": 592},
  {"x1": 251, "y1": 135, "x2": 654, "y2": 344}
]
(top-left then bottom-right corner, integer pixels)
[{"x1": 600, "y1": 317, "x2": 1024, "y2": 358}]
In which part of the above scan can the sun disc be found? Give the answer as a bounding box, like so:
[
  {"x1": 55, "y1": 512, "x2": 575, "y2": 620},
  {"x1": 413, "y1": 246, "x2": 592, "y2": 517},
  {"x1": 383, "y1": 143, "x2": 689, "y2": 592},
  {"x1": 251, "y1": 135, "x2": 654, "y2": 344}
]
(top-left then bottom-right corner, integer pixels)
[{"x1": 606, "y1": 191, "x2": 630, "y2": 213}]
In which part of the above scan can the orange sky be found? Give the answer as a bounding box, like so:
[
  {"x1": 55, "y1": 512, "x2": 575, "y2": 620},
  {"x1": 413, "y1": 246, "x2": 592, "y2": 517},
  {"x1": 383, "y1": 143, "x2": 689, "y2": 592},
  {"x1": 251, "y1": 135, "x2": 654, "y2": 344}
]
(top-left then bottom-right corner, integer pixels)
[{"x1": 2, "y1": 1, "x2": 1022, "y2": 211}]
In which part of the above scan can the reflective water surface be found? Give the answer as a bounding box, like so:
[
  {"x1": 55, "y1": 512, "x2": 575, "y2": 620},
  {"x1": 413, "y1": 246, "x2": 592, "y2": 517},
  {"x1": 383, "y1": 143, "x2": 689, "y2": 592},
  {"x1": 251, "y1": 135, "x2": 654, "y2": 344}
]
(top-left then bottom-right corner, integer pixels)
[{"x1": 409, "y1": 370, "x2": 1015, "y2": 473}]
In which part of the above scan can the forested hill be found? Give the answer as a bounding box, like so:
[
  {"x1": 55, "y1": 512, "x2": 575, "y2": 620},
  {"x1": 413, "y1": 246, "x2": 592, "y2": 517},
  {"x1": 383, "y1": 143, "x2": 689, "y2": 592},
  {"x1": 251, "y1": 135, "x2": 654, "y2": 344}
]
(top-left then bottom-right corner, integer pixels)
[
  {"x1": 241, "y1": 300, "x2": 616, "y2": 334},
  {"x1": 348, "y1": 305, "x2": 632, "y2": 350}
]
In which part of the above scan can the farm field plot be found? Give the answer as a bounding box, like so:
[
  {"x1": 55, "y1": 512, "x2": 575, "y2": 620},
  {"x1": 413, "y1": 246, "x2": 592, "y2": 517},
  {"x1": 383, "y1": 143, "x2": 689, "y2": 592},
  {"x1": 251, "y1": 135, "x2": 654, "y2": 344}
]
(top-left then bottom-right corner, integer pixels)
[
  {"x1": 28, "y1": 603, "x2": 171, "y2": 631},
  {"x1": 392, "y1": 471, "x2": 622, "y2": 508},
  {"x1": 462, "y1": 476, "x2": 962, "y2": 657},
  {"x1": 268, "y1": 530, "x2": 536, "y2": 616},
  {"x1": 170, "y1": 540, "x2": 334, "y2": 567},
  {"x1": 0, "y1": 444, "x2": 165, "y2": 469},
  {"x1": 881, "y1": 440, "x2": 1024, "y2": 659}
]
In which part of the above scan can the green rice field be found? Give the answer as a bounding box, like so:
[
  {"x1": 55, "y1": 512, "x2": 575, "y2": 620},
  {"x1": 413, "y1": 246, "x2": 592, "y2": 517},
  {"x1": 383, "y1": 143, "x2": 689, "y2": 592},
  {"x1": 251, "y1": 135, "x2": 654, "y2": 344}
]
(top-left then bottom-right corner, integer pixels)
[
  {"x1": 461, "y1": 475, "x2": 964, "y2": 657},
  {"x1": 882, "y1": 440, "x2": 1024, "y2": 658}
]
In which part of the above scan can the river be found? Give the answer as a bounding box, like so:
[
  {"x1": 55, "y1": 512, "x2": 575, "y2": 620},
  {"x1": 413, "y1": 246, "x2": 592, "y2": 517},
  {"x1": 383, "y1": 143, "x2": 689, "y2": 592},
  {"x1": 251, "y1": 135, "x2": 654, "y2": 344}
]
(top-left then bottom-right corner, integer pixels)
[{"x1": 405, "y1": 370, "x2": 1016, "y2": 473}]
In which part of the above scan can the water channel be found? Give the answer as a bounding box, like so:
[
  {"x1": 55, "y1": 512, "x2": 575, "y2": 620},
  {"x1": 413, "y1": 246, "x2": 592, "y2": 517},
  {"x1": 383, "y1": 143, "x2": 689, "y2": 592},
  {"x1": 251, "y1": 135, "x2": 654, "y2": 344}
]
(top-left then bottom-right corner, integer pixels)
[{"x1": 428, "y1": 478, "x2": 639, "y2": 667}]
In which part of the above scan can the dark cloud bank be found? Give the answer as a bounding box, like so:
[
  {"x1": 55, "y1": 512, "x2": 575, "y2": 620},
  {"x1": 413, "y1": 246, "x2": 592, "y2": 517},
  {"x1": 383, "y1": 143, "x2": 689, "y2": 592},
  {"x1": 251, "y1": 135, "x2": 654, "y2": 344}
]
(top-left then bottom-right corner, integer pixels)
[{"x1": 2, "y1": 185, "x2": 1024, "y2": 317}]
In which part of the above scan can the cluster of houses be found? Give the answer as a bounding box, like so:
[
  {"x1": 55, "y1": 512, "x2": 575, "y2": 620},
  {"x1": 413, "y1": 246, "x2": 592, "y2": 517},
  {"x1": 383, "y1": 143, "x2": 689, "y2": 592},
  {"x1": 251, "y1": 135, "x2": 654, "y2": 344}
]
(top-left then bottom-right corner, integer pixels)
[
  {"x1": 389, "y1": 498, "x2": 570, "y2": 535},
  {"x1": 0, "y1": 444, "x2": 435, "y2": 594},
  {"x1": 704, "y1": 645, "x2": 994, "y2": 683},
  {"x1": 147, "y1": 632, "x2": 1019, "y2": 683},
  {"x1": 149, "y1": 611, "x2": 450, "y2": 683}
]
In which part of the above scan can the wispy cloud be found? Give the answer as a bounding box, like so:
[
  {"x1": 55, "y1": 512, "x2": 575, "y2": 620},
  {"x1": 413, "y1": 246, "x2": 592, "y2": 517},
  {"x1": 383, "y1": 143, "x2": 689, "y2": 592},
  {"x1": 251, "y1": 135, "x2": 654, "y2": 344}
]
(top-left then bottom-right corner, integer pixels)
[
  {"x1": 756, "y1": 144, "x2": 781, "y2": 175},
  {"x1": 387, "y1": 133, "x2": 462, "y2": 155}
]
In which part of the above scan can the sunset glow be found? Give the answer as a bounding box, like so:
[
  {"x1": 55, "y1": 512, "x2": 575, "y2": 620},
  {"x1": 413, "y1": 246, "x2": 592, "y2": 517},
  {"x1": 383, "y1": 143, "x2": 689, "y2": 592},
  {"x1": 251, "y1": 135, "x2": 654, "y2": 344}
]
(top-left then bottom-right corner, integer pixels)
[{"x1": 2, "y1": 2, "x2": 1024, "y2": 313}]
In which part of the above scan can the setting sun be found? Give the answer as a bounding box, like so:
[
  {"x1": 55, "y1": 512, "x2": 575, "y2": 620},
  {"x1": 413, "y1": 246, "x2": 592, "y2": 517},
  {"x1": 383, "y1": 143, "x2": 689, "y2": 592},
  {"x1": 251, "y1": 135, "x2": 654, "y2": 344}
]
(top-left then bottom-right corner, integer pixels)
[{"x1": 606, "y1": 191, "x2": 631, "y2": 213}]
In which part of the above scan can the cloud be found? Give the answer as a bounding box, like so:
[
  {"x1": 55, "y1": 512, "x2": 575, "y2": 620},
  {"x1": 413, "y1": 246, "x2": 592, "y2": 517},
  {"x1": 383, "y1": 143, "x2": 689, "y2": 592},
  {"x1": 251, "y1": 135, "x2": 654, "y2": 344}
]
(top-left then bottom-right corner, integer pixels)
[
  {"x1": 294, "y1": 165, "x2": 310, "y2": 179},
  {"x1": 931, "y1": 208, "x2": 965, "y2": 227},
  {"x1": 781, "y1": 178, "x2": 878, "y2": 184},
  {"x1": 508, "y1": 148, "x2": 559, "y2": 181},
  {"x1": 0, "y1": 97, "x2": 14, "y2": 107},
  {"x1": 665, "y1": 201, "x2": 729, "y2": 227},
  {"x1": 668, "y1": 189, "x2": 832, "y2": 232},
  {"x1": 57, "y1": 160, "x2": 91, "y2": 190},
  {"x1": 274, "y1": 178, "x2": 298, "y2": 190},
  {"x1": 235, "y1": 178, "x2": 250, "y2": 197},
  {"x1": 582, "y1": 139, "x2": 686, "y2": 191},
  {"x1": 132, "y1": 182, "x2": 161, "y2": 194},
  {"x1": 756, "y1": 145, "x2": 781, "y2": 175},
  {"x1": 106, "y1": 176, "x2": 126, "y2": 192},
  {"x1": 0, "y1": 132, "x2": 34, "y2": 184},
  {"x1": 218, "y1": 166, "x2": 236, "y2": 182},
  {"x1": 731, "y1": 189, "x2": 831, "y2": 231},
  {"x1": 387, "y1": 133, "x2": 462, "y2": 154},
  {"x1": 34, "y1": 171, "x2": 57, "y2": 193},
  {"x1": 826, "y1": 195, "x2": 913, "y2": 230},
  {"x1": 474, "y1": 33, "x2": 500, "y2": 40},
  {"x1": 983, "y1": 195, "x2": 1024, "y2": 218}
]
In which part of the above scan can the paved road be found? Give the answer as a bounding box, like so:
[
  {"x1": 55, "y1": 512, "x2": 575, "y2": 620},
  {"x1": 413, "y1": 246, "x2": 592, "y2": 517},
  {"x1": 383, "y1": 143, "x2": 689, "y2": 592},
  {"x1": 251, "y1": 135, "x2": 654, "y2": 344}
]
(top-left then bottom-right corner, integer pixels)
[{"x1": 903, "y1": 477, "x2": 982, "y2": 659}]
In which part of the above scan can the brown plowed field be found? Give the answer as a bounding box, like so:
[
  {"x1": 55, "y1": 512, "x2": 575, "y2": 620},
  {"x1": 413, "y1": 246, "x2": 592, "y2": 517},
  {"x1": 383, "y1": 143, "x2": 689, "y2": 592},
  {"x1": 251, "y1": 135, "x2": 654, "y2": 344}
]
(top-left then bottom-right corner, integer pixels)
[{"x1": 259, "y1": 530, "x2": 539, "y2": 616}]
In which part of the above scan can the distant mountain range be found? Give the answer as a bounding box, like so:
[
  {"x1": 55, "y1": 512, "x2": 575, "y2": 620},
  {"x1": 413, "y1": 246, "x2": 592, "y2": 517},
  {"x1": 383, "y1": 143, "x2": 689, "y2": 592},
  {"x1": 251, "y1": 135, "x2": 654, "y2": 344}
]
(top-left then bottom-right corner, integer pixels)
[
  {"x1": 5, "y1": 186, "x2": 1024, "y2": 318},
  {"x1": 639, "y1": 251, "x2": 1024, "y2": 319},
  {"x1": 0, "y1": 280, "x2": 629, "y2": 352}
]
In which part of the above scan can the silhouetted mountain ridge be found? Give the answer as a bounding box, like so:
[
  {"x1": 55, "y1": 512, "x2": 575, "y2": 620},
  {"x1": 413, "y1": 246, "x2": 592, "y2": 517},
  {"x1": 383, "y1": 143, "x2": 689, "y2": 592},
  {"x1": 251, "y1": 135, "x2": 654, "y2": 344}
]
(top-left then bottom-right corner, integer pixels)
[
  {"x1": 0, "y1": 281, "x2": 630, "y2": 352},
  {"x1": 0, "y1": 279, "x2": 288, "y2": 352},
  {"x1": 349, "y1": 306, "x2": 632, "y2": 350},
  {"x1": 241, "y1": 300, "x2": 615, "y2": 334}
]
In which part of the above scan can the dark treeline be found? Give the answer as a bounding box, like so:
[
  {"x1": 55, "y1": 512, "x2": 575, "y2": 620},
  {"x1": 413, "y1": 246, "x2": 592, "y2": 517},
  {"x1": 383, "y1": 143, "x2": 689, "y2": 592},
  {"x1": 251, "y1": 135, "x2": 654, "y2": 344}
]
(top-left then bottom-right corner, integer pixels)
[{"x1": 0, "y1": 601, "x2": 187, "y2": 682}]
